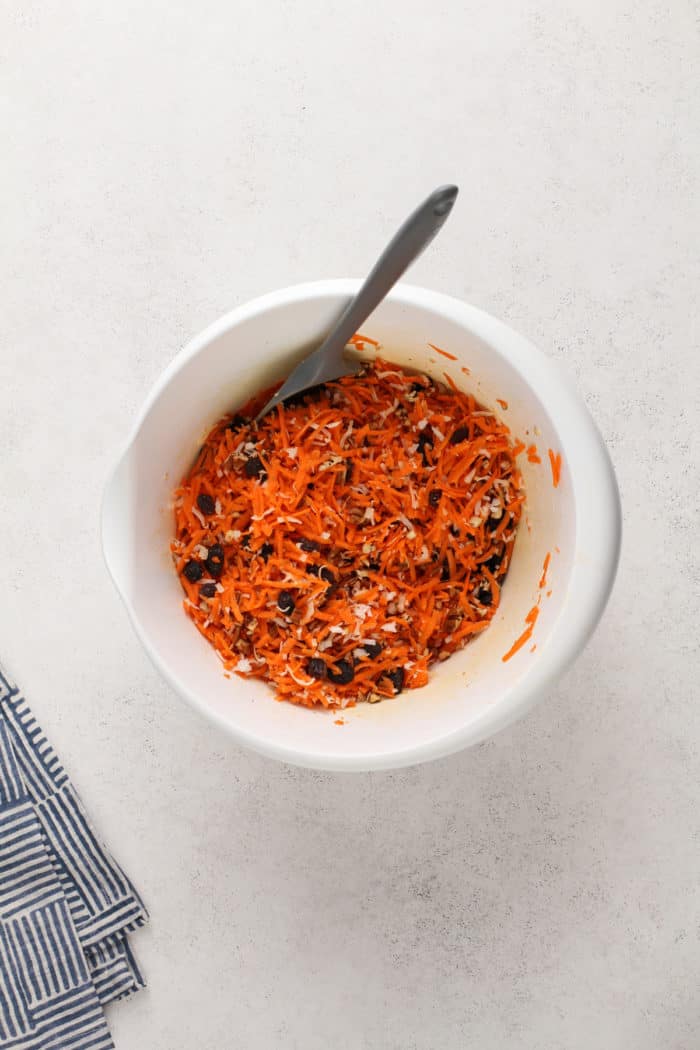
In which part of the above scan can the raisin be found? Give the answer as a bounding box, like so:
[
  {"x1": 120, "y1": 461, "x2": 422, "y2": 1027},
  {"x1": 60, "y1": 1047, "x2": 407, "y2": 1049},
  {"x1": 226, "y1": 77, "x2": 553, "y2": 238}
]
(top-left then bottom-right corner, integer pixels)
[
  {"x1": 476, "y1": 584, "x2": 492, "y2": 606},
  {"x1": 361, "y1": 640, "x2": 382, "y2": 659},
  {"x1": 328, "y1": 659, "x2": 354, "y2": 685},
  {"x1": 429, "y1": 489, "x2": 442, "y2": 507},
  {"x1": 306, "y1": 564, "x2": 321, "y2": 577},
  {"x1": 307, "y1": 658, "x2": 327, "y2": 680},
  {"x1": 386, "y1": 667, "x2": 405, "y2": 694},
  {"x1": 277, "y1": 591, "x2": 295, "y2": 615},
  {"x1": 485, "y1": 552, "x2": 503, "y2": 576},
  {"x1": 321, "y1": 566, "x2": 338, "y2": 600},
  {"x1": 441, "y1": 560, "x2": 451, "y2": 581},
  {"x1": 417, "y1": 431, "x2": 433, "y2": 466},
  {"x1": 244, "y1": 455, "x2": 264, "y2": 478},
  {"x1": 298, "y1": 538, "x2": 319, "y2": 552},
  {"x1": 259, "y1": 542, "x2": 274, "y2": 561},
  {"x1": 227, "y1": 414, "x2": 247, "y2": 431},
  {"x1": 450, "y1": 425, "x2": 469, "y2": 445},
  {"x1": 206, "y1": 544, "x2": 224, "y2": 578},
  {"x1": 486, "y1": 513, "x2": 504, "y2": 533},
  {"x1": 200, "y1": 582, "x2": 217, "y2": 598},
  {"x1": 196, "y1": 493, "x2": 216, "y2": 515},
  {"x1": 183, "y1": 560, "x2": 203, "y2": 583}
]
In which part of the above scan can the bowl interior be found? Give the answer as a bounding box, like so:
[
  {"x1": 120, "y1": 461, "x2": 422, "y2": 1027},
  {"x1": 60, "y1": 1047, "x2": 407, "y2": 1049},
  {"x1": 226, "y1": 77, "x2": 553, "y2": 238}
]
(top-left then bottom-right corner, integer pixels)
[{"x1": 104, "y1": 286, "x2": 581, "y2": 769}]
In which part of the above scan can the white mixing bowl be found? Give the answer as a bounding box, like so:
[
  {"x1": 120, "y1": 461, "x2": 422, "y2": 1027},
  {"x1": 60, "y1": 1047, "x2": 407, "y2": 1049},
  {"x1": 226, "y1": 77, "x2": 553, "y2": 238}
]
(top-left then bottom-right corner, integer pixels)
[{"x1": 101, "y1": 281, "x2": 621, "y2": 770}]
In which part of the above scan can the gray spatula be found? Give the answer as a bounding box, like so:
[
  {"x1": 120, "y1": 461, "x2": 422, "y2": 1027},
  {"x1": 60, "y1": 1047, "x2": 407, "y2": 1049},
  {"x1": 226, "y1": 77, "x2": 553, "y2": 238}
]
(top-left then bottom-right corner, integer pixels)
[{"x1": 256, "y1": 184, "x2": 459, "y2": 420}]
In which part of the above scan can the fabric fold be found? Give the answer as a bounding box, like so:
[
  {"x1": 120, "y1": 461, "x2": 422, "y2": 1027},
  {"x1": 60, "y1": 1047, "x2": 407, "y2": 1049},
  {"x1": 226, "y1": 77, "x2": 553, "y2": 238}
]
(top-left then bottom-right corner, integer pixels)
[{"x1": 0, "y1": 664, "x2": 147, "y2": 1049}]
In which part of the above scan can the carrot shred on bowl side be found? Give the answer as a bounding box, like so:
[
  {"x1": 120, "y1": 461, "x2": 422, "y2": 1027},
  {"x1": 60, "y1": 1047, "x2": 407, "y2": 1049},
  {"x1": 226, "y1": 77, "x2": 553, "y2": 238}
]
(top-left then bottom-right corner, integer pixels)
[
  {"x1": 548, "y1": 448, "x2": 562, "y2": 487},
  {"x1": 428, "y1": 343, "x2": 458, "y2": 361},
  {"x1": 172, "y1": 359, "x2": 524, "y2": 709},
  {"x1": 502, "y1": 605, "x2": 540, "y2": 663},
  {"x1": 348, "y1": 333, "x2": 379, "y2": 351}
]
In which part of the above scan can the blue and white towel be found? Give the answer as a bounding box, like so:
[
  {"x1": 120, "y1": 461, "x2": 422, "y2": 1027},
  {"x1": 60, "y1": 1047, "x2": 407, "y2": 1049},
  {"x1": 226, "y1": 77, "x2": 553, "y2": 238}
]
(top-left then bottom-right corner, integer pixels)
[{"x1": 0, "y1": 664, "x2": 147, "y2": 1049}]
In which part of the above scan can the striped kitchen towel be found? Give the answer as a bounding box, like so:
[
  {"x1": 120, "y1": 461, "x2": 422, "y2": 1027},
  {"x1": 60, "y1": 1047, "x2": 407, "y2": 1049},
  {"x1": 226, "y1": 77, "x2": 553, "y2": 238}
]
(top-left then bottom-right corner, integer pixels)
[{"x1": 0, "y1": 663, "x2": 147, "y2": 1049}]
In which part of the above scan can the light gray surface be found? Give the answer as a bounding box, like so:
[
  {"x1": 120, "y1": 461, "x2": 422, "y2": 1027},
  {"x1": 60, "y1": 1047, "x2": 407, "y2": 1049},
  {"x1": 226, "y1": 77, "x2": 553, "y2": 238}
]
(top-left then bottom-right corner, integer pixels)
[{"x1": 2, "y1": 2, "x2": 698, "y2": 1048}]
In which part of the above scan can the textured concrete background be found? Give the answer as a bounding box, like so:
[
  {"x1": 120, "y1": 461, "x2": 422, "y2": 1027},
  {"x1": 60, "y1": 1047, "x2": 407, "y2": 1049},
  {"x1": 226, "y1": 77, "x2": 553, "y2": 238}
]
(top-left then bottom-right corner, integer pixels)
[{"x1": 2, "y1": 2, "x2": 699, "y2": 1047}]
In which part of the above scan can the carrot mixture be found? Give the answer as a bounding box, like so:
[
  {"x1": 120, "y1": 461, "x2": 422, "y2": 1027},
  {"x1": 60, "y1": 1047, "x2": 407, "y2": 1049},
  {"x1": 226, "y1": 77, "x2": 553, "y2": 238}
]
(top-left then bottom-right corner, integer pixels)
[{"x1": 172, "y1": 360, "x2": 524, "y2": 708}]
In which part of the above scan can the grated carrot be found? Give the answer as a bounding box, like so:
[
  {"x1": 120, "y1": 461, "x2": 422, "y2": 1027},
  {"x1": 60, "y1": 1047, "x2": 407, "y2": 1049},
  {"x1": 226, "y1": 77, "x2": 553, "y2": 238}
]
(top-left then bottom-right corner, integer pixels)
[
  {"x1": 539, "y1": 552, "x2": 551, "y2": 589},
  {"x1": 172, "y1": 359, "x2": 524, "y2": 708},
  {"x1": 548, "y1": 448, "x2": 562, "y2": 487},
  {"x1": 429, "y1": 343, "x2": 457, "y2": 361},
  {"x1": 348, "y1": 333, "x2": 379, "y2": 351},
  {"x1": 502, "y1": 605, "x2": 539, "y2": 662}
]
